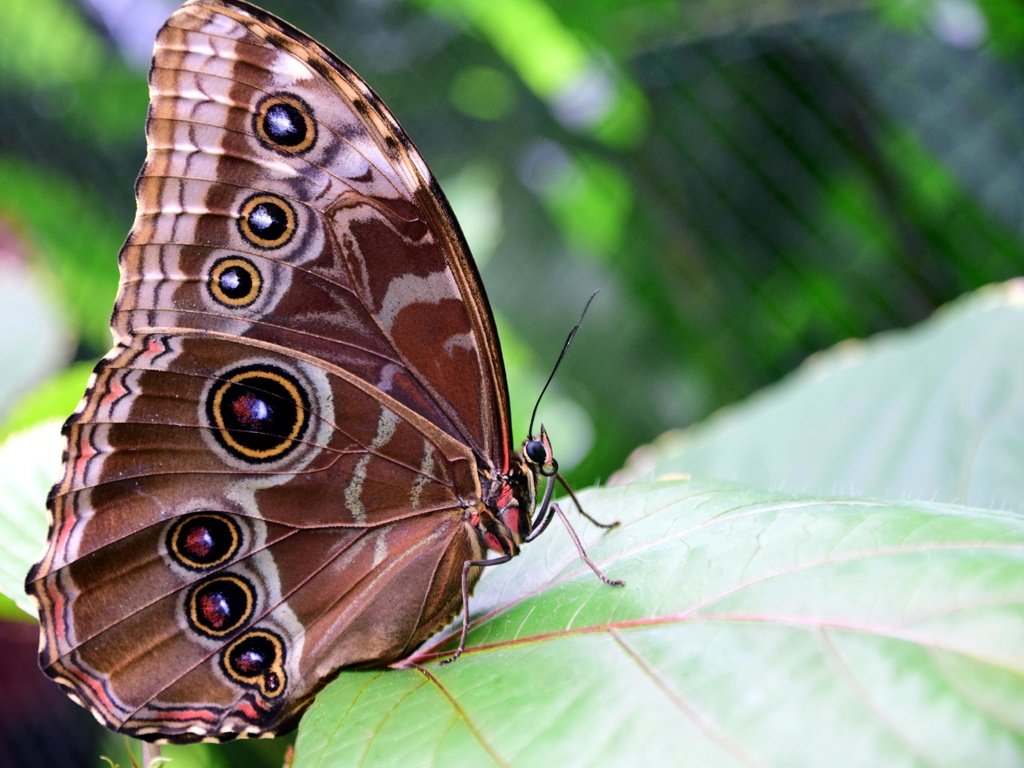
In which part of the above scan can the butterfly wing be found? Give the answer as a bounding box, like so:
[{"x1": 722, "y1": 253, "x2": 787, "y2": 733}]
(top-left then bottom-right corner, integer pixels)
[
  {"x1": 31, "y1": 330, "x2": 483, "y2": 739},
  {"x1": 27, "y1": 0, "x2": 510, "y2": 742},
  {"x1": 119, "y1": 0, "x2": 512, "y2": 467}
]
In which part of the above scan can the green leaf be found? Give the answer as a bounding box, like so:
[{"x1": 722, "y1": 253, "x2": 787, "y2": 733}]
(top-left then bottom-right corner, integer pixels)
[
  {"x1": 5, "y1": 281, "x2": 1022, "y2": 766},
  {"x1": 417, "y1": 0, "x2": 648, "y2": 146},
  {"x1": 0, "y1": 592, "x2": 32, "y2": 622},
  {"x1": 2, "y1": 0, "x2": 104, "y2": 86},
  {"x1": 0, "y1": 248, "x2": 73, "y2": 425},
  {"x1": 0, "y1": 362, "x2": 92, "y2": 441},
  {"x1": 0, "y1": 419, "x2": 62, "y2": 618},
  {"x1": 294, "y1": 479, "x2": 1024, "y2": 767},
  {"x1": 614, "y1": 280, "x2": 1024, "y2": 512}
]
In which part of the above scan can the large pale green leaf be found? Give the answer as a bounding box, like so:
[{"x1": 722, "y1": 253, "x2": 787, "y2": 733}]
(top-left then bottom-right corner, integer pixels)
[
  {"x1": 4, "y1": 425, "x2": 1020, "y2": 765},
  {"x1": 0, "y1": 249, "x2": 72, "y2": 425},
  {"x1": 0, "y1": 419, "x2": 61, "y2": 618},
  {"x1": 294, "y1": 480, "x2": 1024, "y2": 768},
  {"x1": 613, "y1": 280, "x2": 1024, "y2": 512},
  {"x1": 0, "y1": 361, "x2": 93, "y2": 441},
  {"x1": 3, "y1": 282, "x2": 1021, "y2": 766}
]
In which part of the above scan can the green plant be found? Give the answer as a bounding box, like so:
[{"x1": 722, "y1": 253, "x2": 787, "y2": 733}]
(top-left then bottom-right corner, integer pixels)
[{"x1": 5, "y1": 282, "x2": 1021, "y2": 766}]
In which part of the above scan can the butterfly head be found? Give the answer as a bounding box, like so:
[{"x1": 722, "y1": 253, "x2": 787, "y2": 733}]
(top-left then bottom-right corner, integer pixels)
[{"x1": 522, "y1": 425, "x2": 557, "y2": 477}]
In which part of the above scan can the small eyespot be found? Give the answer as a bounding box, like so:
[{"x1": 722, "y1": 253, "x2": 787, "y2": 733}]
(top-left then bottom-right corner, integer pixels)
[
  {"x1": 186, "y1": 574, "x2": 255, "y2": 638},
  {"x1": 221, "y1": 629, "x2": 287, "y2": 699},
  {"x1": 238, "y1": 194, "x2": 296, "y2": 250},
  {"x1": 209, "y1": 257, "x2": 262, "y2": 308},
  {"x1": 254, "y1": 93, "x2": 316, "y2": 154},
  {"x1": 167, "y1": 512, "x2": 242, "y2": 571},
  {"x1": 206, "y1": 364, "x2": 310, "y2": 463}
]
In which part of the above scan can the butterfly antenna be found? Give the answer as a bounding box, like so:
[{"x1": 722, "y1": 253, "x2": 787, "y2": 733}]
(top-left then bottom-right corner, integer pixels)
[{"x1": 527, "y1": 290, "x2": 599, "y2": 438}]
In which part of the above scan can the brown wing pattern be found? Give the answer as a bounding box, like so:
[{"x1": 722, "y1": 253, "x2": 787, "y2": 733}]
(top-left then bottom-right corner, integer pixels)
[
  {"x1": 29, "y1": 329, "x2": 484, "y2": 739},
  {"x1": 26, "y1": 0, "x2": 509, "y2": 742},
  {"x1": 119, "y1": 0, "x2": 511, "y2": 466}
]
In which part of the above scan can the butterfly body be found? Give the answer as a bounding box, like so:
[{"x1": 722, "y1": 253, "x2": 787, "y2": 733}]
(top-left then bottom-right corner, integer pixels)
[{"x1": 26, "y1": 0, "x2": 554, "y2": 742}]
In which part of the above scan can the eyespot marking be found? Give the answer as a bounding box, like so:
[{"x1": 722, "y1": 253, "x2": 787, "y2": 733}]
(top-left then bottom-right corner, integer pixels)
[
  {"x1": 206, "y1": 364, "x2": 309, "y2": 463},
  {"x1": 254, "y1": 93, "x2": 316, "y2": 155},
  {"x1": 238, "y1": 194, "x2": 296, "y2": 250},
  {"x1": 209, "y1": 257, "x2": 262, "y2": 308},
  {"x1": 167, "y1": 512, "x2": 242, "y2": 571},
  {"x1": 186, "y1": 574, "x2": 255, "y2": 638},
  {"x1": 221, "y1": 629, "x2": 287, "y2": 700}
]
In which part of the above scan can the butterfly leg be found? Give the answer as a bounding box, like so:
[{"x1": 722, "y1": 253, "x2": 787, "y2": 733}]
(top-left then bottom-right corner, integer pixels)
[
  {"x1": 550, "y1": 502, "x2": 624, "y2": 588},
  {"x1": 524, "y1": 475, "x2": 623, "y2": 588},
  {"x1": 524, "y1": 470, "x2": 559, "y2": 541},
  {"x1": 524, "y1": 472, "x2": 617, "y2": 541},
  {"x1": 440, "y1": 554, "x2": 514, "y2": 666},
  {"x1": 557, "y1": 475, "x2": 620, "y2": 530}
]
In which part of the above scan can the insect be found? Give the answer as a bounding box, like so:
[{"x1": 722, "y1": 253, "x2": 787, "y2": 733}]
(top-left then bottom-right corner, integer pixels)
[{"x1": 26, "y1": 0, "x2": 619, "y2": 743}]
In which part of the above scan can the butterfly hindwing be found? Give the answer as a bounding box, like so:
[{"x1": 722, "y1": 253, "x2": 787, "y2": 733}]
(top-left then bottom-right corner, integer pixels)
[{"x1": 32, "y1": 329, "x2": 482, "y2": 738}]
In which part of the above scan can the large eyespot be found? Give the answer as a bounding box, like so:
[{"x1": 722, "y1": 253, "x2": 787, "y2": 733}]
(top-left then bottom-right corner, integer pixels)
[
  {"x1": 209, "y1": 256, "x2": 262, "y2": 308},
  {"x1": 222, "y1": 629, "x2": 287, "y2": 699},
  {"x1": 254, "y1": 93, "x2": 316, "y2": 154},
  {"x1": 186, "y1": 574, "x2": 255, "y2": 638},
  {"x1": 167, "y1": 512, "x2": 241, "y2": 571},
  {"x1": 238, "y1": 194, "x2": 296, "y2": 249},
  {"x1": 207, "y1": 364, "x2": 310, "y2": 463}
]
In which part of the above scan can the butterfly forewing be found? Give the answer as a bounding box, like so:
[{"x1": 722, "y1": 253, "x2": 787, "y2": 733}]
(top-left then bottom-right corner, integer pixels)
[{"x1": 119, "y1": 0, "x2": 511, "y2": 463}]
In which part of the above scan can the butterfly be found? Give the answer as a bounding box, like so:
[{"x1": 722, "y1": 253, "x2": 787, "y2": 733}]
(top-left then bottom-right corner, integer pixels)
[{"x1": 25, "y1": 0, "x2": 619, "y2": 744}]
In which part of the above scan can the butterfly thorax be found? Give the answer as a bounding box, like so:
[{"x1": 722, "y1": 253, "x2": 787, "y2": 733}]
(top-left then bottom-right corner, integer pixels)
[{"x1": 469, "y1": 453, "x2": 536, "y2": 558}]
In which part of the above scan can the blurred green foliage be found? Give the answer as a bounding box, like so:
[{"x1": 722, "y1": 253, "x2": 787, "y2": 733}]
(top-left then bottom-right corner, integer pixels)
[
  {"x1": 1, "y1": 0, "x2": 1022, "y2": 763},
  {"x1": 4, "y1": 0, "x2": 1023, "y2": 484}
]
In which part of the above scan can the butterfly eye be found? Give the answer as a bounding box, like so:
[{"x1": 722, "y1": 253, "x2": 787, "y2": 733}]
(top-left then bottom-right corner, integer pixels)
[
  {"x1": 255, "y1": 93, "x2": 316, "y2": 154},
  {"x1": 524, "y1": 438, "x2": 548, "y2": 465}
]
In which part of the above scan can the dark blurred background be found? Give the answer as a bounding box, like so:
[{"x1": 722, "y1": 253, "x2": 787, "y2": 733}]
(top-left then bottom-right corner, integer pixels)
[{"x1": 2, "y1": 0, "x2": 1022, "y2": 764}]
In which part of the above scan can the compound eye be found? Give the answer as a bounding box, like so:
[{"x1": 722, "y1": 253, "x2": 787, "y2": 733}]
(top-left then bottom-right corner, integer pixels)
[{"x1": 525, "y1": 439, "x2": 548, "y2": 465}]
